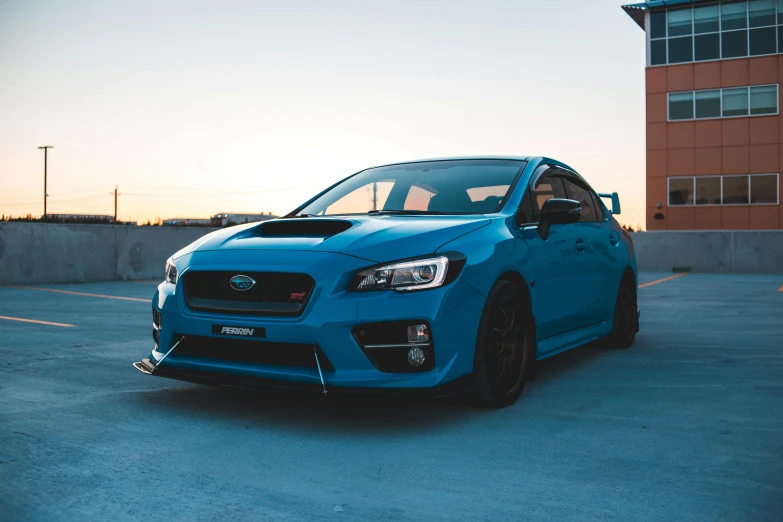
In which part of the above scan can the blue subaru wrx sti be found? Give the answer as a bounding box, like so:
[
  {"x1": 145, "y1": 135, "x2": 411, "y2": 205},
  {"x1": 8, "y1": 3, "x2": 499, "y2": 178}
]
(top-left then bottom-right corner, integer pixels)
[{"x1": 135, "y1": 157, "x2": 638, "y2": 407}]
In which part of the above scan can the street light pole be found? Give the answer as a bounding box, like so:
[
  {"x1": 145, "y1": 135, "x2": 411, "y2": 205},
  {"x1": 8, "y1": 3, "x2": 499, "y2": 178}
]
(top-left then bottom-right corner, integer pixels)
[{"x1": 37, "y1": 145, "x2": 54, "y2": 217}]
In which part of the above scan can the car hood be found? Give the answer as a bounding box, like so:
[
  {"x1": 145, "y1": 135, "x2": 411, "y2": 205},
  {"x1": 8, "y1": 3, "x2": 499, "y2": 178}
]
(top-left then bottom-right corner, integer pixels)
[{"x1": 172, "y1": 215, "x2": 491, "y2": 263}]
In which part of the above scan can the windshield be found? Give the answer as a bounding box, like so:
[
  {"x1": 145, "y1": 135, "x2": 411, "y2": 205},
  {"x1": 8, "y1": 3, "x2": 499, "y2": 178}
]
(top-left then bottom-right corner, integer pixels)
[{"x1": 293, "y1": 159, "x2": 527, "y2": 217}]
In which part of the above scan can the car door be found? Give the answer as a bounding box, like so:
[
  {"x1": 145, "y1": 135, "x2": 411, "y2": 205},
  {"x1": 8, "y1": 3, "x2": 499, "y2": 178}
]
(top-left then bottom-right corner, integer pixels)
[
  {"x1": 518, "y1": 166, "x2": 595, "y2": 342},
  {"x1": 560, "y1": 173, "x2": 623, "y2": 325}
]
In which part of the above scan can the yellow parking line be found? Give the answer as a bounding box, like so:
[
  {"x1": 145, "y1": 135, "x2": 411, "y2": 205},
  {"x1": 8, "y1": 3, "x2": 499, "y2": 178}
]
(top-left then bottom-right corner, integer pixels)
[
  {"x1": 8, "y1": 286, "x2": 147, "y2": 303},
  {"x1": 0, "y1": 315, "x2": 75, "y2": 327},
  {"x1": 639, "y1": 273, "x2": 689, "y2": 289}
]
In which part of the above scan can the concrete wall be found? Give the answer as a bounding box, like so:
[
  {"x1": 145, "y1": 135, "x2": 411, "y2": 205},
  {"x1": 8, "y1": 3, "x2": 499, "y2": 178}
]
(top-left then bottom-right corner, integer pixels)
[
  {"x1": 0, "y1": 223, "x2": 218, "y2": 284},
  {"x1": 631, "y1": 231, "x2": 783, "y2": 274},
  {"x1": 1, "y1": 224, "x2": 781, "y2": 285}
]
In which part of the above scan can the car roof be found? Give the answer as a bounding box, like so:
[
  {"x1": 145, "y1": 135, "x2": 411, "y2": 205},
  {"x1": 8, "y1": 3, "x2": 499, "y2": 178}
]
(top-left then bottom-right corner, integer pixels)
[
  {"x1": 367, "y1": 156, "x2": 532, "y2": 170},
  {"x1": 367, "y1": 156, "x2": 581, "y2": 178}
]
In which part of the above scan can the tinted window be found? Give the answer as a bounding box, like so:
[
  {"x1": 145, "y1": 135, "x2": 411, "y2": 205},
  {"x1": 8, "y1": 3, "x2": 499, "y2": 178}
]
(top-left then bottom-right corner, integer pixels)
[
  {"x1": 518, "y1": 189, "x2": 535, "y2": 225},
  {"x1": 749, "y1": 27, "x2": 776, "y2": 54},
  {"x1": 722, "y1": 30, "x2": 749, "y2": 58},
  {"x1": 669, "y1": 177, "x2": 694, "y2": 205},
  {"x1": 295, "y1": 159, "x2": 526, "y2": 216},
  {"x1": 695, "y1": 177, "x2": 722, "y2": 204},
  {"x1": 530, "y1": 171, "x2": 568, "y2": 222},
  {"x1": 751, "y1": 174, "x2": 778, "y2": 203},
  {"x1": 668, "y1": 36, "x2": 694, "y2": 63},
  {"x1": 723, "y1": 175, "x2": 750, "y2": 204},
  {"x1": 668, "y1": 8, "x2": 693, "y2": 36},
  {"x1": 695, "y1": 90, "x2": 721, "y2": 118},
  {"x1": 695, "y1": 33, "x2": 721, "y2": 61},
  {"x1": 748, "y1": 0, "x2": 776, "y2": 27},
  {"x1": 669, "y1": 92, "x2": 694, "y2": 120},
  {"x1": 694, "y1": 5, "x2": 720, "y2": 33},
  {"x1": 562, "y1": 177, "x2": 600, "y2": 222},
  {"x1": 589, "y1": 191, "x2": 606, "y2": 220},
  {"x1": 651, "y1": 40, "x2": 667, "y2": 65},
  {"x1": 723, "y1": 88, "x2": 749, "y2": 116},
  {"x1": 750, "y1": 85, "x2": 778, "y2": 114},
  {"x1": 650, "y1": 11, "x2": 667, "y2": 38},
  {"x1": 722, "y1": 1, "x2": 748, "y2": 30}
]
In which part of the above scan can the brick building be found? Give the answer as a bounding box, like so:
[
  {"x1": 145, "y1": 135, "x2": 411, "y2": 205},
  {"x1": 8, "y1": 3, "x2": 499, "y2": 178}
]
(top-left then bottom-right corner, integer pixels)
[{"x1": 623, "y1": 0, "x2": 782, "y2": 230}]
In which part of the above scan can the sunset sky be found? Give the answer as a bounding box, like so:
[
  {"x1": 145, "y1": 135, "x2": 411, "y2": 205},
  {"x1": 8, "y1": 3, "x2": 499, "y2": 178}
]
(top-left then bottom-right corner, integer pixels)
[{"x1": 0, "y1": 0, "x2": 646, "y2": 228}]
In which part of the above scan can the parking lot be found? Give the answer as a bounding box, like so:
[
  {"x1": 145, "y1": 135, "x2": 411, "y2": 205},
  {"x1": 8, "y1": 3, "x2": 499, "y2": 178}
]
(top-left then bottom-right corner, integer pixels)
[{"x1": 1, "y1": 272, "x2": 782, "y2": 521}]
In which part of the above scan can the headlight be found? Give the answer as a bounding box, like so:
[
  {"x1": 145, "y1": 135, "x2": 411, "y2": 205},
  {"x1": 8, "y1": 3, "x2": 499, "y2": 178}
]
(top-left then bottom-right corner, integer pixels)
[
  {"x1": 349, "y1": 254, "x2": 465, "y2": 292},
  {"x1": 165, "y1": 259, "x2": 178, "y2": 284}
]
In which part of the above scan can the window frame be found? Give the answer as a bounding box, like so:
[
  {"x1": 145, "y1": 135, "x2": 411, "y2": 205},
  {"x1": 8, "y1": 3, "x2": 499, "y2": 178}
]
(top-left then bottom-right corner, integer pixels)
[
  {"x1": 646, "y1": 0, "x2": 783, "y2": 67},
  {"x1": 667, "y1": 173, "x2": 780, "y2": 206},
  {"x1": 519, "y1": 165, "x2": 609, "y2": 225},
  {"x1": 667, "y1": 84, "x2": 779, "y2": 122}
]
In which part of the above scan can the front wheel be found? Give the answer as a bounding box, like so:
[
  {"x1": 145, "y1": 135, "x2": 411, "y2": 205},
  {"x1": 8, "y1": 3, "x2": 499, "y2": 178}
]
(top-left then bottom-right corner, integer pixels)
[{"x1": 472, "y1": 280, "x2": 535, "y2": 408}]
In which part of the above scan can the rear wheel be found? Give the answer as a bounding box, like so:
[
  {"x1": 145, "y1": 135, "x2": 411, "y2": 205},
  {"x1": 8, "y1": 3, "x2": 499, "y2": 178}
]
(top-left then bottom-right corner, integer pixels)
[
  {"x1": 607, "y1": 273, "x2": 637, "y2": 349},
  {"x1": 472, "y1": 280, "x2": 535, "y2": 408}
]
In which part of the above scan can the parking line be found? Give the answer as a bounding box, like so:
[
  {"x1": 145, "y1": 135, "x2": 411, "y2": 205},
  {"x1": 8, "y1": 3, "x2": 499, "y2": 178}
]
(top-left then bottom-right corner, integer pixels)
[
  {"x1": 639, "y1": 273, "x2": 689, "y2": 289},
  {"x1": 0, "y1": 315, "x2": 75, "y2": 327},
  {"x1": 8, "y1": 286, "x2": 147, "y2": 303}
]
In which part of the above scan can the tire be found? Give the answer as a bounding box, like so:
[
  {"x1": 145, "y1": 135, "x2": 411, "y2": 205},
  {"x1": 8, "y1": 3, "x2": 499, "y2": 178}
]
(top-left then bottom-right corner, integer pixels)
[
  {"x1": 607, "y1": 273, "x2": 638, "y2": 349},
  {"x1": 472, "y1": 280, "x2": 535, "y2": 408}
]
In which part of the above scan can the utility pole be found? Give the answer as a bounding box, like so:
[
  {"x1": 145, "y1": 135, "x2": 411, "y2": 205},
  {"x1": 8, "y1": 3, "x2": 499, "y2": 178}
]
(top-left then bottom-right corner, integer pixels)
[
  {"x1": 37, "y1": 145, "x2": 54, "y2": 217},
  {"x1": 110, "y1": 186, "x2": 121, "y2": 223},
  {"x1": 372, "y1": 182, "x2": 377, "y2": 211}
]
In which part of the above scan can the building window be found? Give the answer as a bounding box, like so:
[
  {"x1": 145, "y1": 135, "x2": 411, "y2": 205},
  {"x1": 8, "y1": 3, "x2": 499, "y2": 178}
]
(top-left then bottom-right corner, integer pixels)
[
  {"x1": 695, "y1": 177, "x2": 722, "y2": 204},
  {"x1": 668, "y1": 85, "x2": 779, "y2": 121},
  {"x1": 751, "y1": 174, "x2": 779, "y2": 203},
  {"x1": 750, "y1": 85, "x2": 778, "y2": 114},
  {"x1": 669, "y1": 175, "x2": 780, "y2": 206},
  {"x1": 648, "y1": 0, "x2": 783, "y2": 65},
  {"x1": 695, "y1": 90, "x2": 721, "y2": 118},
  {"x1": 669, "y1": 92, "x2": 695, "y2": 120},
  {"x1": 723, "y1": 87, "x2": 750, "y2": 116}
]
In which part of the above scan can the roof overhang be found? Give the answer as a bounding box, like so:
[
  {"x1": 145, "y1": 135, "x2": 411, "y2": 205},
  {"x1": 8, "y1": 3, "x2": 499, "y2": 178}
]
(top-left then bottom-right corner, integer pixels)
[{"x1": 622, "y1": 0, "x2": 715, "y2": 30}]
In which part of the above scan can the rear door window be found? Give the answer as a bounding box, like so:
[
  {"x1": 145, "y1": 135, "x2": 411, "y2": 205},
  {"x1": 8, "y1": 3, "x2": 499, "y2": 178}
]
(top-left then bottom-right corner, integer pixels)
[{"x1": 562, "y1": 176, "x2": 601, "y2": 222}]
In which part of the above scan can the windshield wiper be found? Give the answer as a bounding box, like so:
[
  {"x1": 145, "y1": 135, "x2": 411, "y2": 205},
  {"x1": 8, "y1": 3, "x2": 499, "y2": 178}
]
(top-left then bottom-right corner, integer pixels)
[
  {"x1": 367, "y1": 209, "x2": 443, "y2": 216},
  {"x1": 283, "y1": 213, "x2": 318, "y2": 218}
]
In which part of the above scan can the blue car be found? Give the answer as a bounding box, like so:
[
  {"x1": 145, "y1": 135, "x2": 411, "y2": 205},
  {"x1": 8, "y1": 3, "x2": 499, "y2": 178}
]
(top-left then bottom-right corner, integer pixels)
[{"x1": 134, "y1": 157, "x2": 638, "y2": 408}]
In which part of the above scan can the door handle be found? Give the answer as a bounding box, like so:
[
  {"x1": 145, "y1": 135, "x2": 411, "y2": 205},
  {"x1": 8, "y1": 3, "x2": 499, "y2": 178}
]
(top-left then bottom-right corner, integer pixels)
[
  {"x1": 609, "y1": 233, "x2": 619, "y2": 246},
  {"x1": 575, "y1": 238, "x2": 586, "y2": 252}
]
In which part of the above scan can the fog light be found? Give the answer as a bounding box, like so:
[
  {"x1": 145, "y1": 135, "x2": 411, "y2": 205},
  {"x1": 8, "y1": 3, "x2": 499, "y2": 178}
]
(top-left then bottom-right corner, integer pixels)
[
  {"x1": 407, "y1": 324, "x2": 430, "y2": 343},
  {"x1": 407, "y1": 347, "x2": 426, "y2": 367}
]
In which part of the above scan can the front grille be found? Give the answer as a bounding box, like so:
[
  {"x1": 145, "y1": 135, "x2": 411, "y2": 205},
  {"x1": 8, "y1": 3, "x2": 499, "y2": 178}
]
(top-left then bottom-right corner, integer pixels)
[
  {"x1": 173, "y1": 335, "x2": 333, "y2": 371},
  {"x1": 183, "y1": 271, "x2": 315, "y2": 316}
]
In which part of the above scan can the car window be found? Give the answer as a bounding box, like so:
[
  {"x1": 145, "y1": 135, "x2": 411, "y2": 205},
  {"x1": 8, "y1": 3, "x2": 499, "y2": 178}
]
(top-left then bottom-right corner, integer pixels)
[
  {"x1": 403, "y1": 184, "x2": 437, "y2": 211},
  {"x1": 562, "y1": 177, "x2": 600, "y2": 222},
  {"x1": 325, "y1": 180, "x2": 394, "y2": 215},
  {"x1": 588, "y1": 191, "x2": 606, "y2": 220},
  {"x1": 295, "y1": 159, "x2": 527, "y2": 216},
  {"x1": 530, "y1": 173, "x2": 568, "y2": 222}
]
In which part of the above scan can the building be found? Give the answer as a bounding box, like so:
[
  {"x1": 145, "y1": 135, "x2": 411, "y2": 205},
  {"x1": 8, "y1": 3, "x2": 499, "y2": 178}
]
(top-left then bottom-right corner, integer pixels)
[
  {"x1": 162, "y1": 218, "x2": 213, "y2": 226},
  {"x1": 623, "y1": 0, "x2": 782, "y2": 230},
  {"x1": 210, "y1": 213, "x2": 278, "y2": 227}
]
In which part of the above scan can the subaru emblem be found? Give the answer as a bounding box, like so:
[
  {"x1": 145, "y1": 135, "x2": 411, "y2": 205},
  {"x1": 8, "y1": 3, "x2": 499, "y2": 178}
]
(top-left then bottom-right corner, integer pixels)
[{"x1": 229, "y1": 275, "x2": 256, "y2": 291}]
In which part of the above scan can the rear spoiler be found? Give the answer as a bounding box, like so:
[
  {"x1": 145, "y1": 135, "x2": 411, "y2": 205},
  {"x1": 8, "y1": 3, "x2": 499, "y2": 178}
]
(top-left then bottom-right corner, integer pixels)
[{"x1": 597, "y1": 193, "x2": 621, "y2": 215}]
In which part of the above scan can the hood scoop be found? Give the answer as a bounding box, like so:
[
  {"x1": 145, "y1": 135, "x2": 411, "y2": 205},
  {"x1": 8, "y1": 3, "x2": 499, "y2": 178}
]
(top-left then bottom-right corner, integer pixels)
[{"x1": 254, "y1": 219, "x2": 354, "y2": 238}]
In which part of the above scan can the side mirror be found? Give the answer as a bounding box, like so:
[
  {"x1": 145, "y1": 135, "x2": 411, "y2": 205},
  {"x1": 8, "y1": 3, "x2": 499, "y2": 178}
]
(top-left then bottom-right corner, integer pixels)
[{"x1": 538, "y1": 198, "x2": 581, "y2": 240}]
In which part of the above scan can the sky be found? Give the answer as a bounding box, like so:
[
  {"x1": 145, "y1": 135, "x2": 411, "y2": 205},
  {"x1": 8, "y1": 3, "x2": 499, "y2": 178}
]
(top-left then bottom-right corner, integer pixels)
[{"x1": 0, "y1": 0, "x2": 647, "y2": 228}]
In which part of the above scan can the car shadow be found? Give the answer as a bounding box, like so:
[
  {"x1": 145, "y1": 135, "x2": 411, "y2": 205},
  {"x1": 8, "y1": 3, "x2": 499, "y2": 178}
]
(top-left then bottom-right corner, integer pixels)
[{"x1": 134, "y1": 341, "x2": 613, "y2": 433}]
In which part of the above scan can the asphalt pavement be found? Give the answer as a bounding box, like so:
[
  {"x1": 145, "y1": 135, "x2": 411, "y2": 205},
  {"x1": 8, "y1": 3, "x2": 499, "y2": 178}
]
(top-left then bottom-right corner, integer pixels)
[{"x1": 1, "y1": 273, "x2": 782, "y2": 521}]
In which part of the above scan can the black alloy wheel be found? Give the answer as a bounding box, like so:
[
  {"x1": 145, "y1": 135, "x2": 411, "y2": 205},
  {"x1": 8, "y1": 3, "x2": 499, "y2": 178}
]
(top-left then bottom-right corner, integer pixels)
[
  {"x1": 473, "y1": 280, "x2": 534, "y2": 408},
  {"x1": 607, "y1": 274, "x2": 638, "y2": 349}
]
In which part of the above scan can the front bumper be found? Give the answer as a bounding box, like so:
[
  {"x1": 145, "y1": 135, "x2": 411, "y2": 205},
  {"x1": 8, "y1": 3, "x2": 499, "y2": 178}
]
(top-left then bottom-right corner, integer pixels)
[{"x1": 139, "y1": 249, "x2": 486, "y2": 392}]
